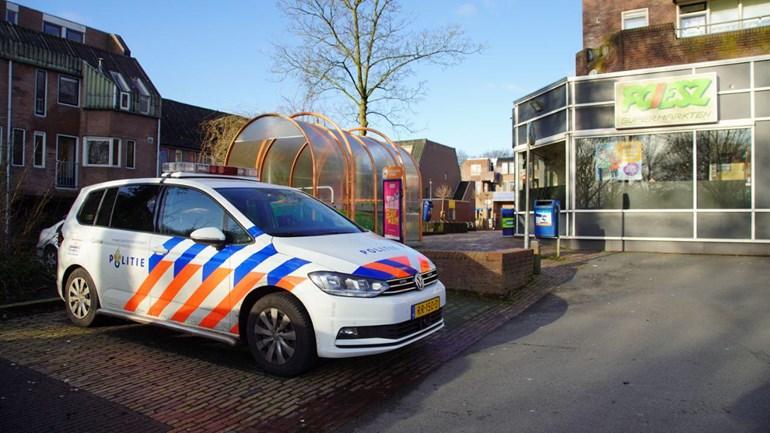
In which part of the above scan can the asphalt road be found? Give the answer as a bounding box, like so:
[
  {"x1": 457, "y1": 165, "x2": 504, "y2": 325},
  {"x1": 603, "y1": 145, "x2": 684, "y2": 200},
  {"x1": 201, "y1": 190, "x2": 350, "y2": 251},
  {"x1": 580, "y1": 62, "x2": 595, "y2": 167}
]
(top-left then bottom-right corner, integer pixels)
[{"x1": 351, "y1": 252, "x2": 770, "y2": 433}]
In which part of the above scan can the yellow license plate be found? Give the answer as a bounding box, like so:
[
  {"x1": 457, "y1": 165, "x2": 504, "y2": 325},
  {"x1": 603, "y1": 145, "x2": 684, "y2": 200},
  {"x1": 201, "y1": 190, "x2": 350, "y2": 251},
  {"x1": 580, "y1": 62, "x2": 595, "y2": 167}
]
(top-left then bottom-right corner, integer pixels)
[{"x1": 411, "y1": 297, "x2": 440, "y2": 319}]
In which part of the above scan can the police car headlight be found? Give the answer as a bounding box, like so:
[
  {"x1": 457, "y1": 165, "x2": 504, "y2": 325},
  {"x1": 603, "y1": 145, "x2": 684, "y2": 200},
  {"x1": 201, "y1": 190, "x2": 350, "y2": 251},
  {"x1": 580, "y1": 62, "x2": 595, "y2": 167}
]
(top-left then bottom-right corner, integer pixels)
[{"x1": 309, "y1": 272, "x2": 389, "y2": 298}]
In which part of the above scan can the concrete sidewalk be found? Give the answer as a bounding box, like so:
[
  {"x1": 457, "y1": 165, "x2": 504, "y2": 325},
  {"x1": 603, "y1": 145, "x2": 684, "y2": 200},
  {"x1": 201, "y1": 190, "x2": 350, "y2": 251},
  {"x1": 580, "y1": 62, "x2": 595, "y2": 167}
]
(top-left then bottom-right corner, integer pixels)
[{"x1": 350, "y1": 253, "x2": 770, "y2": 433}]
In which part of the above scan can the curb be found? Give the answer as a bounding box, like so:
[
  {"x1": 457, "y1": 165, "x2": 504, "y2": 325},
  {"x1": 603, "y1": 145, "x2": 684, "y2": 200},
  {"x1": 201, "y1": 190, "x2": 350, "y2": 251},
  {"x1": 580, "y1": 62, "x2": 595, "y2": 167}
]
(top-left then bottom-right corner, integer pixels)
[{"x1": 0, "y1": 297, "x2": 61, "y2": 316}]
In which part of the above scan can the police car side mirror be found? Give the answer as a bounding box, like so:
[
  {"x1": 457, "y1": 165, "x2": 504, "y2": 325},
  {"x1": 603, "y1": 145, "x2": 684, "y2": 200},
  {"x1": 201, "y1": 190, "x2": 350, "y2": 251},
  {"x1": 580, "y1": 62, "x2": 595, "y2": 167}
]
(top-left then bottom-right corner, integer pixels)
[{"x1": 190, "y1": 227, "x2": 226, "y2": 248}]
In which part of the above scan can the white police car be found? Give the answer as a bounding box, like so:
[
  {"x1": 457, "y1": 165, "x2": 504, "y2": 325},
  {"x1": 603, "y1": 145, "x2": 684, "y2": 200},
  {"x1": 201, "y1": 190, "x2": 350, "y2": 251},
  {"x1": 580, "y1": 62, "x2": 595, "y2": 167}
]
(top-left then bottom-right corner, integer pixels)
[{"x1": 58, "y1": 164, "x2": 445, "y2": 376}]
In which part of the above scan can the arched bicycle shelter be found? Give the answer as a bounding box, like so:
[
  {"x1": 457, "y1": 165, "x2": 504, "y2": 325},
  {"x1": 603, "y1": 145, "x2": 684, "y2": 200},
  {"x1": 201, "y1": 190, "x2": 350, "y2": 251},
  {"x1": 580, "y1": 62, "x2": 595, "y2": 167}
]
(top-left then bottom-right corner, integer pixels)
[{"x1": 225, "y1": 112, "x2": 422, "y2": 242}]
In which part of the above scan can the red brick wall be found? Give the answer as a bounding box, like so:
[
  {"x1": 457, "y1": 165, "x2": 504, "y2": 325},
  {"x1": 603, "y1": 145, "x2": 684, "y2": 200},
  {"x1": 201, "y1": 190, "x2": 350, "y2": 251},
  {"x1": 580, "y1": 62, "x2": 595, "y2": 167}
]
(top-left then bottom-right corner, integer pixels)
[
  {"x1": 423, "y1": 249, "x2": 533, "y2": 297},
  {"x1": 78, "y1": 110, "x2": 158, "y2": 186},
  {"x1": 1, "y1": 62, "x2": 158, "y2": 195},
  {"x1": 160, "y1": 146, "x2": 200, "y2": 164},
  {"x1": 578, "y1": 23, "x2": 770, "y2": 75},
  {"x1": 0, "y1": 0, "x2": 127, "y2": 55},
  {"x1": 16, "y1": 5, "x2": 43, "y2": 32},
  {"x1": 582, "y1": 0, "x2": 675, "y2": 49},
  {"x1": 5, "y1": 62, "x2": 80, "y2": 195}
]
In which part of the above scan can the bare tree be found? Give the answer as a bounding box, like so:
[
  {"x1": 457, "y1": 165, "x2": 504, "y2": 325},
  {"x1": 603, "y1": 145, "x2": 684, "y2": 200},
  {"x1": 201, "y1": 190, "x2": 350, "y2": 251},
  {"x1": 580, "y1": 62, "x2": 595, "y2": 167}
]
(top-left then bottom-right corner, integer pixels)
[
  {"x1": 456, "y1": 149, "x2": 469, "y2": 166},
  {"x1": 434, "y1": 183, "x2": 453, "y2": 221},
  {"x1": 481, "y1": 149, "x2": 512, "y2": 158},
  {"x1": 273, "y1": 0, "x2": 481, "y2": 132},
  {"x1": 199, "y1": 115, "x2": 249, "y2": 164}
]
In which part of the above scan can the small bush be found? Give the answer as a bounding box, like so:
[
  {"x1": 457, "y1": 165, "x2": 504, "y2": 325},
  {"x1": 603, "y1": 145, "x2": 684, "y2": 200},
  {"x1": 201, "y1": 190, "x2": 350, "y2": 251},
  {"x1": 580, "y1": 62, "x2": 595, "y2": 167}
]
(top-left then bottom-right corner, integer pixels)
[{"x1": 0, "y1": 250, "x2": 55, "y2": 305}]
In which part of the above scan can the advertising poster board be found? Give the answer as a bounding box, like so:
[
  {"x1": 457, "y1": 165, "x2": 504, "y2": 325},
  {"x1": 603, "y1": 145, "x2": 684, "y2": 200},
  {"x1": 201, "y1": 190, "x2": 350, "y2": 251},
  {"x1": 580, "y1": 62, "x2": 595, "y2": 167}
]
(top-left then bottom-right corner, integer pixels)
[
  {"x1": 383, "y1": 178, "x2": 402, "y2": 241},
  {"x1": 595, "y1": 140, "x2": 643, "y2": 181}
]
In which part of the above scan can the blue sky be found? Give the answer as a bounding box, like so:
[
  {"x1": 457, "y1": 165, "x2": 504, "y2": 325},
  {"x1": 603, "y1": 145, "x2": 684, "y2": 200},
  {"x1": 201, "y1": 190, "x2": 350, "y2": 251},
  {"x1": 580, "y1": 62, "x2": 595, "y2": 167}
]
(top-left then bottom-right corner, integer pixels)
[{"x1": 22, "y1": 0, "x2": 581, "y2": 156}]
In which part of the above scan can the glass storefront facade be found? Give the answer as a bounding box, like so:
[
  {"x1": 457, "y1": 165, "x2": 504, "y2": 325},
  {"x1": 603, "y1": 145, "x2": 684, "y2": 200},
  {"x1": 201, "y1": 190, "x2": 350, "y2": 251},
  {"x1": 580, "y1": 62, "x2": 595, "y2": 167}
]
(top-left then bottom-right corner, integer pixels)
[{"x1": 513, "y1": 55, "x2": 770, "y2": 250}]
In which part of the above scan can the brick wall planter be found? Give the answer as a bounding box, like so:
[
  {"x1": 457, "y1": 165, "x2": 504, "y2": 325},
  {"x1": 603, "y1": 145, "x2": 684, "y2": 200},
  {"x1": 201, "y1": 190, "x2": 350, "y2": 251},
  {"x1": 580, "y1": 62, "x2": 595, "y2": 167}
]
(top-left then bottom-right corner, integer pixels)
[{"x1": 422, "y1": 248, "x2": 533, "y2": 297}]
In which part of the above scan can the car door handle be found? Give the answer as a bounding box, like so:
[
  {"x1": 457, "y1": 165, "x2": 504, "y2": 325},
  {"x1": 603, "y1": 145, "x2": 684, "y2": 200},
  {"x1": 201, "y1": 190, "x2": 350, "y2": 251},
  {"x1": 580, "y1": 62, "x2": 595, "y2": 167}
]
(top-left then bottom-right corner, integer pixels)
[
  {"x1": 92, "y1": 239, "x2": 103, "y2": 244},
  {"x1": 152, "y1": 247, "x2": 168, "y2": 255}
]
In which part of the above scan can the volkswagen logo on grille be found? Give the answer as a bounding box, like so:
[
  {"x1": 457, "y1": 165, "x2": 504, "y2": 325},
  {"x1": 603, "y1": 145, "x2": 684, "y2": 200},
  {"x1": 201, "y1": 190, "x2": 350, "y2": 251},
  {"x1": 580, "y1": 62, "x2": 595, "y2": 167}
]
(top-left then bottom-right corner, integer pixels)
[{"x1": 414, "y1": 273, "x2": 425, "y2": 290}]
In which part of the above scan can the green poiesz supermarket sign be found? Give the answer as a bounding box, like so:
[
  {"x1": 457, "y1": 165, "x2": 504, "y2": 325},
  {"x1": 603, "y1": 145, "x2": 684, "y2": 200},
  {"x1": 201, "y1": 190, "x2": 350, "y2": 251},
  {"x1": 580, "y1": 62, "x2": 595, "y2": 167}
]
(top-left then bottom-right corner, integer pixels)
[{"x1": 614, "y1": 73, "x2": 718, "y2": 129}]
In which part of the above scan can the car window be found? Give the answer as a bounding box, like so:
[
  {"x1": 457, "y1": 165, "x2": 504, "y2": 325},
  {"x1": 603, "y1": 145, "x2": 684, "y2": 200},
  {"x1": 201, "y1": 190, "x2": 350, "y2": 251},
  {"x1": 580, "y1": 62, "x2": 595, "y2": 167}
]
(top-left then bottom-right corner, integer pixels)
[
  {"x1": 216, "y1": 187, "x2": 363, "y2": 237},
  {"x1": 159, "y1": 186, "x2": 250, "y2": 244},
  {"x1": 77, "y1": 189, "x2": 104, "y2": 225},
  {"x1": 95, "y1": 187, "x2": 118, "y2": 227},
  {"x1": 110, "y1": 185, "x2": 160, "y2": 232}
]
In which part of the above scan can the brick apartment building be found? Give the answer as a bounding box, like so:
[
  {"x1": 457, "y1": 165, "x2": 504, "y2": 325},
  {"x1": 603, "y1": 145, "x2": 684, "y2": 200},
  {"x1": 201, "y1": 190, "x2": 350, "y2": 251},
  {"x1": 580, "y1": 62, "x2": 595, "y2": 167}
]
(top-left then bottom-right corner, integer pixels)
[
  {"x1": 460, "y1": 157, "x2": 515, "y2": 229},
  {"x1": 578, "y1": 0, "x2": 770, "y2": 75},
  {"x1": 511, "y1": 0, "x2": 770, "y2": 255},
  {"x1": 0, "y1": 0, "x2": 161, "y2": 201}
]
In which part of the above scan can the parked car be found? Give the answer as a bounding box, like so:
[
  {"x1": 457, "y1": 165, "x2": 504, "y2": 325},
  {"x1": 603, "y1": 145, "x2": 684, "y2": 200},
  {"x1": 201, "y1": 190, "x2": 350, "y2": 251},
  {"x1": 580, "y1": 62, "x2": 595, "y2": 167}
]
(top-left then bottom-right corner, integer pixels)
[
  {"x1": 57, "y1": 163, "x2": 445, "y2": 376},
  {"x1": 37, "y1": 220, "x2": 63, "y2": 269}
]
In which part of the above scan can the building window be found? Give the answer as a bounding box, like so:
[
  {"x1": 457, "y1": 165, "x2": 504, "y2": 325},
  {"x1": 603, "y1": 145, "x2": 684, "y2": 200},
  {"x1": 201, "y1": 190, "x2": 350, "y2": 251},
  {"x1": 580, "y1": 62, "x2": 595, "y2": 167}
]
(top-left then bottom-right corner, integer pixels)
[
  {"x1": 43, "y1": 21, "x2": 62, "y2": 36},
  {"x1": 42, "y1": 14, "x2": 86, "y2": 41},
  {"x1": 126, "y1": 140, "x2": 135, "y2": 169},
  {"x1": 471, "y1": 164, "x2": 481, "y2": 175},
  {"x1": 33, "y1": 131, "x2": 46, "y2": 168},
  {"x1": 678, "y1": 0, "x2": 770, "y2": 37},
  {"x1": 576, "y1": 133, "x2": 693, "y2": 210},
  {"x1": 5, "y1": 2, "x2": 18, "y2": 24},
  {"x1": 35, "y1": 70, "x2": 47, "y2": 116},
  {"x1": 697, "y1": 128, "x2": 751, "y2": 209},
  {"x1": 58, "y1": 75, "x2": 80, "y2": 106},
  {"x1": 12, "y1": 128, "x2": 25, "y2": 166},
  {"x1": 65, "y1": 28, "x2": 84, "y2": 43},
  {"x1": 678, "y1": 2, "x2": 708, "y2": 37},
  {"x1": 622, "y1": 8, "x2": 649, "y2": 29},
  {"x1": 743, "y1": 0, "x2": 770, "y2": 28},
  {"x1": 84, "y1": 137, "x2": 121, "y2": 167},
  {"x1": 133, "y1": 77, "x2": 151, "y2": 114},
  {"x1": 110, "y1": 71, "x2": 131, "y2": 111}
]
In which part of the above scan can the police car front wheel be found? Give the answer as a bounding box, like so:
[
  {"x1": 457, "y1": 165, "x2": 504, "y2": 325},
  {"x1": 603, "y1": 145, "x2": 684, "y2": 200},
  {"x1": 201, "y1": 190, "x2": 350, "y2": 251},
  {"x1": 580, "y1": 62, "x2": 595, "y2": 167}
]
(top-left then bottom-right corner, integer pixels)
[
  {"x1": 246, "y1": 293, "x2": 317, "y2": 377},
  {"x1": 65, "y1": 268, "x2": 100, "y2": 327}
]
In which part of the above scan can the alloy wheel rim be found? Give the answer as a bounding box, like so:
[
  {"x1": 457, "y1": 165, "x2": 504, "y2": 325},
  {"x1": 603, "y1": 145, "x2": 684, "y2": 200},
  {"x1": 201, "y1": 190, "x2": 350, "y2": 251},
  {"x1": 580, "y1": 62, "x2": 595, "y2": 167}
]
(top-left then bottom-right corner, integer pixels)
[
  {"x1": 254, "y1": 307, "x2": 296, "y2": 365},
  {"x1": 67, "y1": 277, "x2": 91, "y2": 319}
]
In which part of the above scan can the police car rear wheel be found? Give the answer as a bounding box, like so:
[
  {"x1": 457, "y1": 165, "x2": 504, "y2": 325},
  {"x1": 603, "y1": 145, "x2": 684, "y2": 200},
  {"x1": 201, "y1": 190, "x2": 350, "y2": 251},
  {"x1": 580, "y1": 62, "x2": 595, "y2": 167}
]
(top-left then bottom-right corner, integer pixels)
[
  {"x1": 247, "y1": 293, "x2": 316, "y2": 377},
  {"x1": 65, "y1": 269, "x2": 100, "y2": 327}
]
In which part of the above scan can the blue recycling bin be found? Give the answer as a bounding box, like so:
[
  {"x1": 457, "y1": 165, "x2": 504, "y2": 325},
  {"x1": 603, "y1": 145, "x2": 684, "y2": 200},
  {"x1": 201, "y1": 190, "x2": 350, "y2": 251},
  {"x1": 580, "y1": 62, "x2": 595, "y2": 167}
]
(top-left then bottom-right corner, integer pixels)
[
  {"x1": 501, "y1": 208, "x2": 514, "y2": 237},
  {"x1": 534, "y1": 200, "x2": 560, "y2": 238},
  {"x1": 422, "y1": 200, "x2": 433, "y2": 222}
]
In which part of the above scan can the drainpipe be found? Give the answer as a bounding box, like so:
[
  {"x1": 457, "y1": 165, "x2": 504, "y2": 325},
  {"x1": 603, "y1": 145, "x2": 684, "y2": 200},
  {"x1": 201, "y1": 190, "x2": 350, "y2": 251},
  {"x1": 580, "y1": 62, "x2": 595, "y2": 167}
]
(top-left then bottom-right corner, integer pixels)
[
  {"x1": 4, "y1": 60, "x2": 12, "y2": 249},
  {"x1": 156, "y1": 115, "x2": 161, "y2": 176}
]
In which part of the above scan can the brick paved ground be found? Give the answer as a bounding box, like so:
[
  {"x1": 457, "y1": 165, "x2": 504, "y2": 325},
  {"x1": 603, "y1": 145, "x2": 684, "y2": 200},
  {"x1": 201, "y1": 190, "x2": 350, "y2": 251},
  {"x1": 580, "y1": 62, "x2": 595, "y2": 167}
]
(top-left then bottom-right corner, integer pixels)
[
  {"x1": 0, "y1": 246, "x2": 606, "y2": 433},
  {"x1": 0, "y1": 358, "x2": 168, "y2": 433}
]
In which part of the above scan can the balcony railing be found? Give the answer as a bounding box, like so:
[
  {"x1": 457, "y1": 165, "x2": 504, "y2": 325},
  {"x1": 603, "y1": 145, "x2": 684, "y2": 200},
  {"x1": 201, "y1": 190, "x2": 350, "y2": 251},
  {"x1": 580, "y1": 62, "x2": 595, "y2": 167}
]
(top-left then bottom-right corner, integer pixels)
[
  {"x1": 677, "y1": 14, "x2": 770, "y2": 38},
  {"x1": 56, "y1": 161, "x2": 77, "y2": 189}
]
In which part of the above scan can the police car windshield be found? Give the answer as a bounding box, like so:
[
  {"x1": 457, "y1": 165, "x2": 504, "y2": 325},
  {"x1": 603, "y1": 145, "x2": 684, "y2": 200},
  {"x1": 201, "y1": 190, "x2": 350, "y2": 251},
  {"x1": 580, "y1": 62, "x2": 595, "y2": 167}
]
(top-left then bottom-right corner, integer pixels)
[{"x1": 216, "y1": 187, "x2": 363, "y2": 237}]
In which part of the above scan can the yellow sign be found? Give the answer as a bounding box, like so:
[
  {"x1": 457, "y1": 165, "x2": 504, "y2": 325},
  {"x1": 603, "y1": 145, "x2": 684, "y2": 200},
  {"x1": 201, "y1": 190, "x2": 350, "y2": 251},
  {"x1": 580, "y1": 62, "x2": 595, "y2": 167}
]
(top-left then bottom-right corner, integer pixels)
[
  {"x1": 448, "y1": 200, "x2": 456, "y2": 209},
  {"x1": 710, "y1": 163, "x2": 748, "y2": 181},
  {"x1": 383, "y1": 166, "x2": 403, "y2": 179}
]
